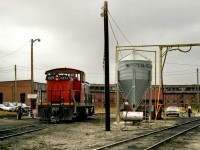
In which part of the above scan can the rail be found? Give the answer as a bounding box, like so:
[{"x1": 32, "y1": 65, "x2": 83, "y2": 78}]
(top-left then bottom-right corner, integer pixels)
[
  {"x1": 94, "y1": 118, "x2": 200, "y2": 150},
  {"x1": 0, "y1": 124, "x2": 50, "y2": 140},
  {"x1": 145, "y1": 123, "x2": 200, "y2": 150}
]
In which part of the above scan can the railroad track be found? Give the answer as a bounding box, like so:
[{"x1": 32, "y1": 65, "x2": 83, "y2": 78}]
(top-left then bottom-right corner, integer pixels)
[
  {"x1": 0, "y1": 124, "x2": 49, "y2": 140},
  {"x1": 94, "y1": 118, "x2": 200, "y2": 150}
]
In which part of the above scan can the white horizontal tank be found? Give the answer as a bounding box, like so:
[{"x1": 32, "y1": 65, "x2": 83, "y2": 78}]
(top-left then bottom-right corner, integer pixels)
[{"x1": 122, "y1": 111, "x2": 143, "y2": 121}]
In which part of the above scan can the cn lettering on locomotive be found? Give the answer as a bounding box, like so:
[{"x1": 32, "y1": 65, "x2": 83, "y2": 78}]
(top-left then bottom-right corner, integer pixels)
[{"x1": 38, "y1": 68, "x2": 94, "y2": 122}]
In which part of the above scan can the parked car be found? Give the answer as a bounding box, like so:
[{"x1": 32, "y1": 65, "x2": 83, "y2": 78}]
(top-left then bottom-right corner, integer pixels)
[
  {"x1": 0, "y1": 102, "x2": 18, "y2": 112},
  {"x1": 0, "y1": 104, "x2": 4, "y2": 110},
  {"x1": 166, "y1": 106, "x2": 180, "y2": 117},
  {"x1": 0, "y1": 102, "x2": 31, "y2": 113},
  {"x1": 17, "y1": 103, "x2": 31, "y2": 113}
]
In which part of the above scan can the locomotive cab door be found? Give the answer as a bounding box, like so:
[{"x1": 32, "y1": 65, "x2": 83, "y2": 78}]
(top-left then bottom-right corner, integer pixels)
[{"x1": 51, "y1": 82, "x2": 62, "y2": 103}]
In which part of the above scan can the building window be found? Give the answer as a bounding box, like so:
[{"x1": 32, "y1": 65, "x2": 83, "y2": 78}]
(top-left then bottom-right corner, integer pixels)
[
  {"x1": 90, "y1": 86, "x2": 95, "y2": 90},
  {"x1": 20, "y1": 93, "x2": 26, "y2": 103},
  {"x1": 0, "y1": 93, "x2": 3, "y2": 104},
  {"x1": 180, "y1": 99, "x2": 184, "y2": 104},
  {"x1": 100, "y1": 87, "x2": 104, "y2": 91}
]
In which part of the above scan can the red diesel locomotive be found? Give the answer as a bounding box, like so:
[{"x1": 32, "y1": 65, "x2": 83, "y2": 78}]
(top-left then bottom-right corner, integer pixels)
[{"x1": 38, "y1": 68, "x2": 94, "y2": 122}]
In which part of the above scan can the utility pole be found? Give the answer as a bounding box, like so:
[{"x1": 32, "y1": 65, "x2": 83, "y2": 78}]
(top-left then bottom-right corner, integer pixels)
[
  {"x1": 197, "y1": 68, "x2": 199, "y2": 112},
  {"x1": 14, "y1": 65, "x2": 17, "y2": 102},
  {"x1": 103, "y1": 1, "x2": 110, "y2": 131},
  {"x1": 31, "y1": 39, "x2": 33, "y2": 96},
  {"x1": 31, "y1": 39, "x2": 40, "y2": 109}
]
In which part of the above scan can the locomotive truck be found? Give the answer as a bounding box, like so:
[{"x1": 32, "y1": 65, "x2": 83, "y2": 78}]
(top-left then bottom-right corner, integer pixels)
[{"x1": 38, "y1": 68, "x2": 94, "y2": 122}]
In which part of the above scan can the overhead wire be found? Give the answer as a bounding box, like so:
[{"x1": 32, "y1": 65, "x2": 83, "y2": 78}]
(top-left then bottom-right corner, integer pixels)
[
  {"x1": 108, "y1": 18, "x2": 119, "y2": 46},
  {"x1": 169, "y1": 46, "x2": 192, "y2": 53},
  {"x1": 0, "y1": 65, "x2": 46, "y2": 77},
  {"x1": 105, "y1": 10, "x2": 199, "y2": 85},
  {"x1": 160, "y1": 45, "x2": 196, "y2": 105},
  {"x1": 108, "y1": 11, "x2": 148, "y2": 60},
  {"x1": 0, "y1": 41, "x2": 30, "y2": 59},
  {"x1": 166, "y1": 62, "x2": 200, "y2": 67},
  {"x1": 163, "y1": 69, "x2": 197, "y2": 73},
  {"x1": 164, "y1": 72, "x2": 196, "y2": 76},
  {"x1": 0, "y1": 66, "x2": 14, "y2": 73},
  {"x1": 162, "y1": 46, "x2": 197, "y2": 71},
  {"x1": 0, "y1": 69, "x2": 14, "y2": 73},
  {"x1": 108, "y1": 11, "x2": 132, "y2": 46},
  {"x1": 0, "y1": 66, "x2": 14, "y2": 70}
]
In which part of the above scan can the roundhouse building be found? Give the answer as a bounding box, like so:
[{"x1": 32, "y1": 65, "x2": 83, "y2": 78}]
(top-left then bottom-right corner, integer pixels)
[
  {"x1": 90, "y1": 84, "x2": 200, "y2": 111},
  {"x1": 90, "y1": 84, "x2": 116, "y2": 108},
  {"x1": 163, "y1": 84, "x2": 199, "y2": 109},
  {"x1": 1, "y1": 81, "x2": 199, "y2": 112}
]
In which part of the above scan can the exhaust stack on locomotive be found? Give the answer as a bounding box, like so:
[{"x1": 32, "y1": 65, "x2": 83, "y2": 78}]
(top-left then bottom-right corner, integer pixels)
[{"x1": 38, "y1": 68, "x2": 94, "y2": 122}]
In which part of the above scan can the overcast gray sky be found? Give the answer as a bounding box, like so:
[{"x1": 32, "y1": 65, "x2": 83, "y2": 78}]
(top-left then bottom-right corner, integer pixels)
[{"x1": 0, "y1": 0, "x2": 200, "y2": 85}]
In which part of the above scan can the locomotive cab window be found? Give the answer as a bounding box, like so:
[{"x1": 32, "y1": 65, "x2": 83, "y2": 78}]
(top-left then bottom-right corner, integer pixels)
[
  {"x1": 82, "y1": 73, "x2": 85, "y2": 82},
  {"x1": 64, "y1": 72, "x2": 74, "y2": 78},
  {"x1": 76, "y1": 73, "x2": 81, "y2": 81},
  {"x1": 46, "y1": 75, "x2": 55, "y2": 80}
]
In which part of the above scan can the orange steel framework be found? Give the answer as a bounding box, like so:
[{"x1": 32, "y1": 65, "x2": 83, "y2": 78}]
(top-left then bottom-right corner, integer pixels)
[{"x1": 115, "y1": 43, "x2": 200, "y2": 123}]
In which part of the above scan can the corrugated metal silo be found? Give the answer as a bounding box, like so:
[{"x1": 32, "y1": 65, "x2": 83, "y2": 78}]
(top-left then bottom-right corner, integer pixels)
[{"x1": 117, "y1": 52, "x2": 152, "y2": 111}]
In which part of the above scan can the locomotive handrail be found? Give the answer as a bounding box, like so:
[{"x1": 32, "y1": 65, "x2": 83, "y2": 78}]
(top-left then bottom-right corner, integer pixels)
[
  {"x1": 70, "y1": 89, "x2": 75, "y2": 106},
  {"x1": 73, "y1": 97, "x2": 77, "y2": 113},
  {"x1": 71, "y1": 89, "x2": 80, "y2": 114},
  {"x1": 76, "y1": 103, "x2": 94, "y2": 106}
]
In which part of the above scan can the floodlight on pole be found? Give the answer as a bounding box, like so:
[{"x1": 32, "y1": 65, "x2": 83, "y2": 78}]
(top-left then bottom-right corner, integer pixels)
[{"x1": 30, "y1": 38, "x2": 40, "y2": 115}]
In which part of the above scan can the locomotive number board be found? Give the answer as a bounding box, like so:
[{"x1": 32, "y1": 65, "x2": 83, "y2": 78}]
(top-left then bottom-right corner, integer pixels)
[{"x1": 46, "y1": 75, "x2": 69, "y2": 81}]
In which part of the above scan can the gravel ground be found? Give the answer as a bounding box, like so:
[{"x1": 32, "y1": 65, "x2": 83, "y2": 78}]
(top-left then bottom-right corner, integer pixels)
[{"x1": 0, "y1": 114, "x2": 200, "y2": 150}]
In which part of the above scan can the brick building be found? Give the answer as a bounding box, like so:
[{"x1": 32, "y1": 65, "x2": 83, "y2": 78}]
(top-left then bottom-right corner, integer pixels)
[
  {"x1": 90, "y1": 84, "x2": 116, "y2": 108},
  {"x1": 0, "y1": 80, "x2": 46, "y2": 108},
  {"x1": 1, "y1": 81, "x2": 199, "y2": 111},
  {"x1": 163, "y1": 84, "x2": 199, "y2": 109},
  {"x1": 90, "y1": 84, "x2": 199, "y2": 110}
]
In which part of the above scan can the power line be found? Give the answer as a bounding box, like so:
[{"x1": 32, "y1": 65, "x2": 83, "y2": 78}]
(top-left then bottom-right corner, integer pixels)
[
  {"x1": 108, "y1": 11, "x2": 132, "y2": 46},
  {"x1": 0, "y1": 66, "x2": 14, "y2": 70},
  {"x1": 163, "y1": 69, "x2": 196, "y2": 73},
  {"x1": 108, "y1": 18, "x2": 119, "y2": 46},
  {"x1": 108, "y1": 11, "x2": 148, "y2": 60},
  {"x1": 0, "y1": 68, "x2": 14, "y2": 73},
  {"x1": 166, "y1": 62, "x2": 200, "y2": 67},
  {"x1": 150, "y1": 60, "x2": 200, "y2": 67},
  {"x1": 164, "y1": 72, "x2": 196, "y2": 75},
  {"x1": 1, "y1": 70, "x2": 14, "y2": 73},
  {"x1": 0, "y1": 41, "x2": 29, "y2": 59}
]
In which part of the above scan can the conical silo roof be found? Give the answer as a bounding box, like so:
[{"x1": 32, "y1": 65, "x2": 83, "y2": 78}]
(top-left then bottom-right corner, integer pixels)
[{"x1": 121, "y1": 52, "x2": 149, "y2": 61}]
